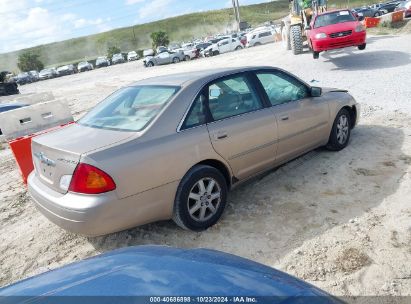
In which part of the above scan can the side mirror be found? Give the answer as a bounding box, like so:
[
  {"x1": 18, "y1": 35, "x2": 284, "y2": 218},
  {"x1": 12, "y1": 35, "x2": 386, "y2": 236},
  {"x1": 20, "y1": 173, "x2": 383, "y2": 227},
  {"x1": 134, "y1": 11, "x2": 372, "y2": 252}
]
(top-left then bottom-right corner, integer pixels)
[{"x1": 311, "y1": 86, "x2": 322, "y2": 97}]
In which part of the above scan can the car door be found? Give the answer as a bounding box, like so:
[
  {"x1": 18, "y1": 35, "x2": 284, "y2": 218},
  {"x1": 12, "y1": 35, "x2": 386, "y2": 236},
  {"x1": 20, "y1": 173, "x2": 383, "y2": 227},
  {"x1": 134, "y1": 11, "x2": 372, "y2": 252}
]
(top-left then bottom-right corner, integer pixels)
[
  {"x1": 156, "y1": 52, "x2": 170, "y2": 65},
  {"x1": 254, "y1": 70, "x2": 330, "y2": 165},
  {"x1": 205, "y1": 73, "x2": 278, "y2": 180},
  {"x1": 218, "y1": 40, "x2": 230, "y2": 53}
]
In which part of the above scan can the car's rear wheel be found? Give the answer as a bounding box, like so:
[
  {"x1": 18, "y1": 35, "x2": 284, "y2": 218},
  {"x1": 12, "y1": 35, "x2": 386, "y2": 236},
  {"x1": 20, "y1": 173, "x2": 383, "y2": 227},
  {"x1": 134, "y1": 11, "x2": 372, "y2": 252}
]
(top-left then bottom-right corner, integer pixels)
[
  {"x1": 173, "y1": 57, "x2": 180, "y2": 63},
  {"x1": 235, "y1": 45, "x2": 242, "y2": 50},
  {"x1": 184, "y1": 55, "x2": 190, "y2": 61},
  {"x1": 358, "y1": 43, "x2": 366, "y2": 50},
  {"x1": 147, "y1": 61, "x2": 154, "y2": 67},
  {"x1": 173, "y1": 165, "x2": 227, "y2": 231},
  {"x1": 326, "y1": 108, "x2": 351, "y2": 151}
]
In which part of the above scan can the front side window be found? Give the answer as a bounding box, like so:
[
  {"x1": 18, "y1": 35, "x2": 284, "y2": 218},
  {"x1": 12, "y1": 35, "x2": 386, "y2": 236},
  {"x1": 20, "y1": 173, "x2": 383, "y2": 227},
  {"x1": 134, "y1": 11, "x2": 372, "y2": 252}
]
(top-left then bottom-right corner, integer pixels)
[
  {"x1": 256, "y1": 72, "x2": 309, "y2": 106},
  {"x1": 79, "y1": 86, "x2": 179, "y2": 132},
  {"x1": 207, "y1": 75, "x2": 263, "y2": 121}
]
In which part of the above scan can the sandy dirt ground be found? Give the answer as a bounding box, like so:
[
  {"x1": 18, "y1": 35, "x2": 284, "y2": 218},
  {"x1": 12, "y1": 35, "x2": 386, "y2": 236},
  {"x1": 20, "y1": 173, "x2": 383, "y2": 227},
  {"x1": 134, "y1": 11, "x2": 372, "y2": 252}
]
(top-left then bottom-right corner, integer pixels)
[{"x1": 1, "y1": 34, "x2": 411, "y2": 298}]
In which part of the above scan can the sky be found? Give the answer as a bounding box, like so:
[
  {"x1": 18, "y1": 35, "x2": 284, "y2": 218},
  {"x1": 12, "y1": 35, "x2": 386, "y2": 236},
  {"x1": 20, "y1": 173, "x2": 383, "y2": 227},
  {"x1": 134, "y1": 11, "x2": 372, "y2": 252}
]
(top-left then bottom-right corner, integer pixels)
[{"x1": 0, "y1": 0, "x2": 273, "y2": 54}]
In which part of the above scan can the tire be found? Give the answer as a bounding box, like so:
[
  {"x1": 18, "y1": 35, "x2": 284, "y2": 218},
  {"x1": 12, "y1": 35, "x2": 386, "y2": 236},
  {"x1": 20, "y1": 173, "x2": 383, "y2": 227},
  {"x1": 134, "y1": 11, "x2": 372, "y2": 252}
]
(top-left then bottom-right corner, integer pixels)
[
  {"x1": 290, "y1": 25, "x2": 303, "y2": 55},
  {"x1": 326, "y1": 108, "x2": 351, "y2": 151},
  {"x1": 184, "y1": 55, "x2": 190, "y2": 61},
  {"x1": 235, "y1": 45, "x2": 242, "y2": 50},
  {"x1": 282, "y1": 25, "x2": 291, "y2": 50},
  {"x1": 173, "y1": 57, "x2": 180, "y2": 63},
  {"x1": 374, "y1": 12, "x2": 380, "y2": 17},
  {"x1": 313, "y1": 51, "x2": 319, "y2": 59},
  {"x1": 254, "y1": 42, "x2": 262, "y2": 46},
  {"x1": 358, "y1": 43, "x2": 366, "y2": 50},
  {"x1": 147, "y1": 61, "x2": 154, "y2": 67},
  {"x1": 213, "y1": 50, "x2": 220, "y2": 56},
  {"x1": 173, "y1": 165, "x2": 228, "y2": 231}
]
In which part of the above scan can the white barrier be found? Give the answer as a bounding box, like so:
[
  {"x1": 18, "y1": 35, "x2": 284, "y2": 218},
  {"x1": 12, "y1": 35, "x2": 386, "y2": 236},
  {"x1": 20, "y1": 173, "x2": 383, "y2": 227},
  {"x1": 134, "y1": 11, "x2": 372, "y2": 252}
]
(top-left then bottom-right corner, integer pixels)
[{"x1": 0, "y1": 100, "x2": 73, "y2": 141}]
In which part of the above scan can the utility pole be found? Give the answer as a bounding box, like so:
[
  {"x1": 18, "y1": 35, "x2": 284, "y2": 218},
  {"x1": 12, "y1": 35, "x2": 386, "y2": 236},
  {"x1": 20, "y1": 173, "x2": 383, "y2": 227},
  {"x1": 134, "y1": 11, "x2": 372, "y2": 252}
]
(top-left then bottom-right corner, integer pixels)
[{"x1": 232, "y1": 0, "x2": 241, "y2": 31}]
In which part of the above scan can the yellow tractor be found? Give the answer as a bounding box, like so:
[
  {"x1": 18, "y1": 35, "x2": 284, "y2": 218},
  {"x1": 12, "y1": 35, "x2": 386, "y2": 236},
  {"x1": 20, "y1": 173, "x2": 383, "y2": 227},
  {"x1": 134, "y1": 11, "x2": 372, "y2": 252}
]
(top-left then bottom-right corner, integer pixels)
[{"x1": 281, "y1": 0, "x2": 327, "y2": 54}]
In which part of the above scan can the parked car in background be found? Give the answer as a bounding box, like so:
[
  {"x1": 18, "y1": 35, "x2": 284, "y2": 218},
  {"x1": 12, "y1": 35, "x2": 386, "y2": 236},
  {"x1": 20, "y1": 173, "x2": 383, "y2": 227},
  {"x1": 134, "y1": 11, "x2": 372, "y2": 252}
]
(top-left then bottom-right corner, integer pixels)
[
  {"x1": 143, "y1": 50, "x2": 185, "y2": 67},
  {"x1": 39, "y1": 68, "x2": 58, "y2": 80},
  {"x1": 57, "y1": 64, "x2": 75, "y2": 76},
  {"x1": 156, "y1": 46, "x2": 169, "y2": 54},
  {"x1": 15, "y1": 72, "x2": 33, "y2": 85},
  {"x1": 143, "y1": 49, "x2": 155, "y2": 57},
  {"x1": 28, "y1": 70, "x2": 39, "y2": 81},
  {"x1": 378, "y1": 1, "x2": 403, "y2": 13},
  {"x1": 202, "y1": 38, "x2": 243, "y2": 56},
  {"x1": 77, "y1": 61, "x2": 93, "y2": 72},
  {"x1": 112, "y1": 53, "x2": 125, "y2": 64},
  {"x1": 195, "y1": 42, "x2": 212, "y2": 52},
  {"x1": 95, "y1": 56, "x2": 111, "y2": 68},
  {"x1": 0, "y1": 246, "x2": 342, "y2": 303},
  {"x1": 245, "y1": 28, "x2": 276, "y2": 47},
  {"x1": 27, "y1": 66, "x2": 359, "y2": 235},
  {"x1": 395, "y1": 0, "x2": 411, "y2": 17},
  {"x1": 308, "y1": 9, "x2": 367, "y2": 59},
  {"x1": 352, "y1": 6, "x2": 383, "y2": 18},
  {"x1": 127, "y1": 51, "x2": 139, "y2": 61}
]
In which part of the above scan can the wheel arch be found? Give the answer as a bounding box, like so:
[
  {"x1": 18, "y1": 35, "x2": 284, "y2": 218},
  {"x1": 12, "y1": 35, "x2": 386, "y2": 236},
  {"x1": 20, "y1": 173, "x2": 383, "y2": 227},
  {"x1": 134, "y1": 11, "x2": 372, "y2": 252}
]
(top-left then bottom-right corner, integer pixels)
[
  {"x1": 194, "y1": 159, "x2": 233, "y2": 190},
  {"x1": 340, "y1": 105, "x2": 357, "y2": 129}
]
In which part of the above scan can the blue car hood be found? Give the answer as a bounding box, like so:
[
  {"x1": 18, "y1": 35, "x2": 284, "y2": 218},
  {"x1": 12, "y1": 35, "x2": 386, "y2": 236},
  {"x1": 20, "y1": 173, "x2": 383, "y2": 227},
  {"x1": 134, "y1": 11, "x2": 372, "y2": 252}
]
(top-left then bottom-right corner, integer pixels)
[{"x1": 0, "y1": 246, "x2": 341, "y2": 303}]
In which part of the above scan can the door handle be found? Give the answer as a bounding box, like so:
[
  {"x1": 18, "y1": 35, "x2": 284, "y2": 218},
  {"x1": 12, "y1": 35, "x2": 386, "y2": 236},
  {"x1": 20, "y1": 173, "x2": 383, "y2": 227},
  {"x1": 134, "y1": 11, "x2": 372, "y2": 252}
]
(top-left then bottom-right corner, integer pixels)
[
  {"x1": 215, "y1": 131, "x2": 228, "y2": 140},
  {"x1": 280, "y1": 115, "x2": 289, "y2": 121}
]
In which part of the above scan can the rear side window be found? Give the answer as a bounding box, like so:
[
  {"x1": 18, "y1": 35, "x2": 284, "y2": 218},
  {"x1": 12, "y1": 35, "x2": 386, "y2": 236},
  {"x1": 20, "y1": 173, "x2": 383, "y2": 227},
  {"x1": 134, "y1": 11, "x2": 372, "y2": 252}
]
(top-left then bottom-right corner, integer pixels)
[
  {"x1": 207, "y1": 75, "x2": 263, "y2": 121},
  {"x1": 79, "y1": 86, "x2": 179, "y2": 132},
  {"x1": 256, "y1": 72, "x2": 309, "y2": 106},
  {"x1": 182, "y1": 94, "x2": 208, "y2": 129},
  {"x1": 259, "y1": 31, "x2": 271, "y2": 38}
]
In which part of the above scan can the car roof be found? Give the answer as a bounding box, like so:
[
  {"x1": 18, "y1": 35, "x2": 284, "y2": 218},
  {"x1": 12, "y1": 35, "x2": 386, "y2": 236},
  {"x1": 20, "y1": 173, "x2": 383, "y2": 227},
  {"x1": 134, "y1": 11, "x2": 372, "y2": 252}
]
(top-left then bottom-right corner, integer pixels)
[
  {"x1": 317, "y1": 8, "x2": 352, "y2": 15},
  {"x1": 131, "y1": 66, "x2": 277, "y2": 87}
]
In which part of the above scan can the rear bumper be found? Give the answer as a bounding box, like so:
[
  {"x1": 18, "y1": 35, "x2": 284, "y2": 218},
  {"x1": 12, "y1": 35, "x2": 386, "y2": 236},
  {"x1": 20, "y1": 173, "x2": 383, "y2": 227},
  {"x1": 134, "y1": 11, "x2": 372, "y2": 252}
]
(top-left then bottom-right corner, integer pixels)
[
  {"x1": 312, "y1": 31, "x2": 366, "y2": 52},
  {"x1": 28, "y1": 172, "x2": 178, "y2": 236}
]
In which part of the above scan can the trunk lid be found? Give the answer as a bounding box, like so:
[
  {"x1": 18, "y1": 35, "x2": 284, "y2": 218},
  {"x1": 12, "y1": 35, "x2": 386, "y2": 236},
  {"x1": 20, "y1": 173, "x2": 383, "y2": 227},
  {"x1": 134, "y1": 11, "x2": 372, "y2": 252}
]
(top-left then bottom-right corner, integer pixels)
[{"x1": 32, "y1": 123, "x2": 135, "y2": 194}]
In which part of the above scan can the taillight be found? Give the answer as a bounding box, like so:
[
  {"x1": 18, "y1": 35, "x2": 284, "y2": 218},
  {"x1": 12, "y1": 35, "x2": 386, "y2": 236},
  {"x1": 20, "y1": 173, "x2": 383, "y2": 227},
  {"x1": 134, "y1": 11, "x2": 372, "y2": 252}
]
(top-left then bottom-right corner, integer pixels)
[{"x1": 69, "y1": 163, "x2": 116, "y2": 194}]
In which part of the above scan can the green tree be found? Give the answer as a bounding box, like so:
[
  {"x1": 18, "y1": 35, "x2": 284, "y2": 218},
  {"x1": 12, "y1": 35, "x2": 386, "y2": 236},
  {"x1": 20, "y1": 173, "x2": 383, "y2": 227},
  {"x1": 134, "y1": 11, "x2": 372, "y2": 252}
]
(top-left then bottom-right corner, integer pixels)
[
  {"x1": 107, "y1": 46, "x2": 121, "y2": 59},
  {"x1": 150, "y1": 31, "x2": 170, "y2": 50},
  {"x1": 17, "y1": 51, "x2": 44, "y2": 72}
]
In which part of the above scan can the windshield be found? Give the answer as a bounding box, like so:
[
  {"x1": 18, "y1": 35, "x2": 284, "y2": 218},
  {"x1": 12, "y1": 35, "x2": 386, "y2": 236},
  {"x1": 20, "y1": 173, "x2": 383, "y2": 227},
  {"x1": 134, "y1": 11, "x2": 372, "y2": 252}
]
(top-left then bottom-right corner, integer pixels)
[
  {"x1": 79, "y1": 85, "x2": 179, "y2": 132},
  {"x1": 314, "y1": 10, "x2": 356, "y2": 28}
]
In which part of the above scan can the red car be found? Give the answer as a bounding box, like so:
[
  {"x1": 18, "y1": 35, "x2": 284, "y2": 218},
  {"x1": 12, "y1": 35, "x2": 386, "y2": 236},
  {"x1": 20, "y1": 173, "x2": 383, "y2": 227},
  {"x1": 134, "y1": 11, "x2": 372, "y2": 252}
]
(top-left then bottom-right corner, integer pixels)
[
  {"x1": 307, "y1": 9, "x2": 367, "y2": 59},
  {"x1": 394, "y1": 1, "x2": 411, "y2": 18}
]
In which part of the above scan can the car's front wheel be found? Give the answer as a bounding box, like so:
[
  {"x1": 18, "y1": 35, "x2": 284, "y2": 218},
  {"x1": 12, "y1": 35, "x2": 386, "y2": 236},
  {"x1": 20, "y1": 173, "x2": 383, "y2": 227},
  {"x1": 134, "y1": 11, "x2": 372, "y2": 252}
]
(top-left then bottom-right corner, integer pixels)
[
  {"x1": 173, "y1": 57, "x2": 180, "y2": 63},
  {"x1": 313, "y1": 51, "x2": 320, "y2": 59},
  {"x1": 173, "y1": 165, "x2": 227, "y2": 231},
  {"x1": 146, "y1": 61, "x2": 154, "y2": 67},
  {"x1": 326, "y1": 108, "x2": 351, "y2": 151},
  {"x1": 184, "y1": 55, "x2": 190, "y2": 61},
  {"x1": 358, "y1": 43, "x2": 366, "y2": 50}
]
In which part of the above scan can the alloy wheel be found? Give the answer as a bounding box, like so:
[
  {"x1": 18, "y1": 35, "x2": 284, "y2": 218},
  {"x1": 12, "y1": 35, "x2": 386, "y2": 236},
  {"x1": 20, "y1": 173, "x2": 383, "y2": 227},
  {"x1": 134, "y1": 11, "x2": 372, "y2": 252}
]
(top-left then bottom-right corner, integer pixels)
[
  {"x1": 336, "y1": 114, "x2": 349, "y2": 145},
  {"x1": 187, "y1": 178, "x2": 221, "y2": 222}
]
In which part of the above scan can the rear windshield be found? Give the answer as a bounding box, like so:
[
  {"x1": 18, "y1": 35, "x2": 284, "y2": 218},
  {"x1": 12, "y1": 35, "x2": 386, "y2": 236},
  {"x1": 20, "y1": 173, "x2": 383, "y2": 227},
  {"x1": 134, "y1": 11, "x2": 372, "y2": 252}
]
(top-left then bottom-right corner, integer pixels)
[
  {"x1": 79, "y1": 86, "x2": 179, "y2": 132},
  {"x1": 314, "y1": 10, "x2": 356, "y2": 28}
]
